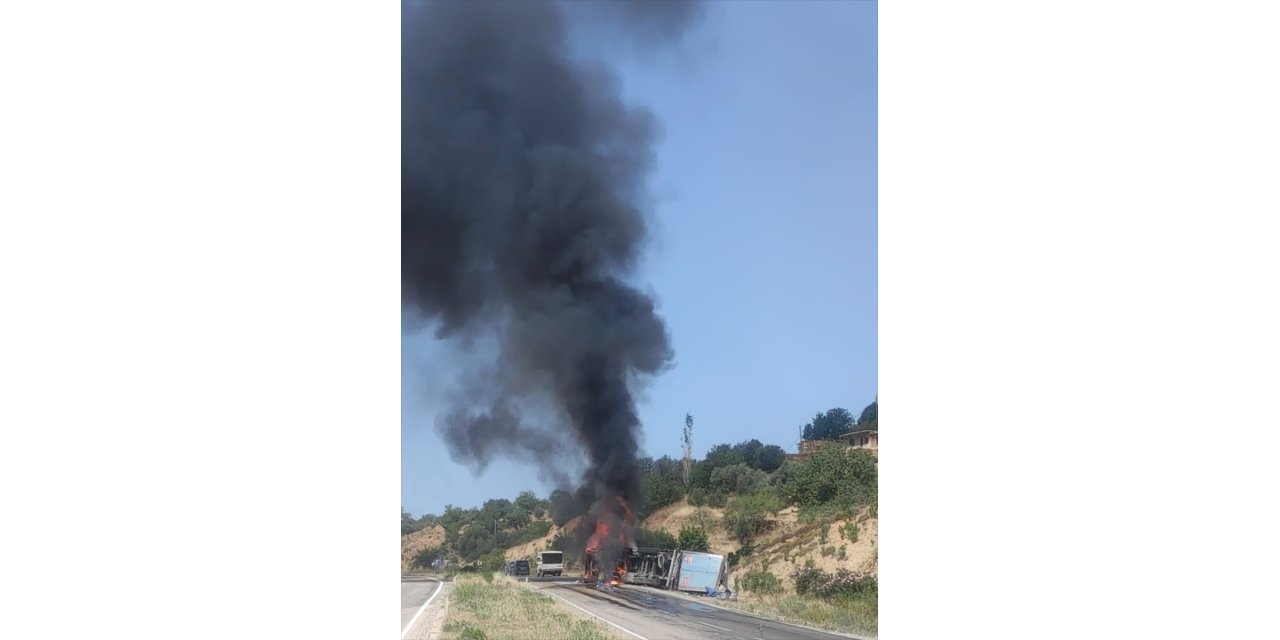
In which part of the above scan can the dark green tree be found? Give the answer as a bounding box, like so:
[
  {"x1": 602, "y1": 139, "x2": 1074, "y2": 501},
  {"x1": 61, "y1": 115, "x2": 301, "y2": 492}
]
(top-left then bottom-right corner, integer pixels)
[
  {"x1": 478, "y1": 498, "x2": 512, "y2": 531},
  {"x1": 691, "y1": 443, "x2": 745, "y2": 488},
  {"x1": 514, "y1": 490, "x2": 541, "y2": 514},
  {"x1": 802, "y1": 408, "x2": 856, "y2": 440},
  {"x1": 641, "y1": 472, "x2": 684, "y2": 514},
  {"x1": 753, "y1": 445, "x2": 787, "y2": 472},
  {"x1": 502, "y1": 505, "x2": 531, "y2": 530},
  {"x1": 779, "y1": 446, "x2": 877, "y2": 509},
  {"x1": 723, "y1": 490, "x2": 783, "y2": 543},
  {"x1": 858, "y1": 399, "x2": 878, "y2": 429},
  {"x1": 457, "y1": 526, "x2": 496, "y2": 560},
  {"x1": 634, "y1": 527, "x2": 678, "y2": 549},
  {"x1": 678, "y1": 525, "x2": 710, "y2": 552}
]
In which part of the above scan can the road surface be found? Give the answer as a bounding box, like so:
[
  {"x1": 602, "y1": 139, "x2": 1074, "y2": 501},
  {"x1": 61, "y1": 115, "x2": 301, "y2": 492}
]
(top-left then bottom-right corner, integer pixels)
[
  {"x1": 528, "y1": 580, "x2": 862, "y2": 640},
  {"x1": 401, "y1": 575, "x2": 442, "y2": 633}
]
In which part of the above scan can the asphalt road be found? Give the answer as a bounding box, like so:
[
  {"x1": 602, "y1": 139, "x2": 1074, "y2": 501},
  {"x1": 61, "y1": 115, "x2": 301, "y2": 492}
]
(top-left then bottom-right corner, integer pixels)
[
  {"x1": 527, "y1": 581, "x2": 859, "y2": 640},
  {"x1": 400, "y1": 575, "x2": 441, "y2": 633}
]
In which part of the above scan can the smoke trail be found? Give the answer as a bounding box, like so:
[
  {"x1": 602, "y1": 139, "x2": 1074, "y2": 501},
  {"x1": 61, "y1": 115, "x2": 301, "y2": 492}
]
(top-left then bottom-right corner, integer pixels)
[{"x1": 401, "y1": 0, "x2": 698, "y2": 538}]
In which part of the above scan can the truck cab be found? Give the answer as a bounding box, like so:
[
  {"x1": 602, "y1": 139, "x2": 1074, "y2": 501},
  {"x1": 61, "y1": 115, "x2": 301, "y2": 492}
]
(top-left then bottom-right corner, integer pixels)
[{"x1": 536, "y1": 550, "x2": 563, "y2": 577}]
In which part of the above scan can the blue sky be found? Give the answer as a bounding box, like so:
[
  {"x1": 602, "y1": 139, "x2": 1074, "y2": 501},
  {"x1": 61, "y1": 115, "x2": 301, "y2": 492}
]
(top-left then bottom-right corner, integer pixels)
[{"x1": 403, "y1": 1, "x2": 876, "y2": 518}]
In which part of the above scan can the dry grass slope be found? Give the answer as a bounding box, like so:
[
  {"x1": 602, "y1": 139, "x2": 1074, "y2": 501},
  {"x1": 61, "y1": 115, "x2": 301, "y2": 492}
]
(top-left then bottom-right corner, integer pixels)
[
  {"x1": 638, "y1": 499, "x2": 878, "y2": 637},
  {"x1": 402, "y1": 525, "x2": 447, "y2": 572},
  {"x1": 722, "y1": 592, "x2": 877, "y2": 638},
  {"x1": 442, "y1": 574, "x2": 624, "y2": 640}
]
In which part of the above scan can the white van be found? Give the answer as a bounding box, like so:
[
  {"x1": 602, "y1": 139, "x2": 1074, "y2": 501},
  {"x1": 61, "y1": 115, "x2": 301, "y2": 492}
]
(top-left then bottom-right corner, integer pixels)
[{"x1": 536, "y1": 550, "x2": 564, "y2": 577}]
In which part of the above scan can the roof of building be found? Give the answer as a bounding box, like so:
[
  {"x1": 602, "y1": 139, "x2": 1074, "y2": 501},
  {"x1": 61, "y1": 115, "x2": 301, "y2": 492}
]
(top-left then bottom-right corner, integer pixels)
[{"x1": 838, "y1": 429, "x2": 879, "y2": 439}]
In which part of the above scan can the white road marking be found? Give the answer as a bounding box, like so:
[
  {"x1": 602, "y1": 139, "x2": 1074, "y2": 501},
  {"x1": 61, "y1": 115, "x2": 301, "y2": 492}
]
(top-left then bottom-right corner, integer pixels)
[
  {"x1": 540, "y1": 587, "x2": 651, "y2": 640},
  {"x1": 401, "y1": 579, "x2": 443, "y2": 638}
]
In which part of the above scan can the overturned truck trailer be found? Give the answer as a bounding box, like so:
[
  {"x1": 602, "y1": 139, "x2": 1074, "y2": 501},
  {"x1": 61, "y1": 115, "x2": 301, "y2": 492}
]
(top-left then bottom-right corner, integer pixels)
[{"x1": 618, "y1": 547, "x2": 729, "y2": 594}]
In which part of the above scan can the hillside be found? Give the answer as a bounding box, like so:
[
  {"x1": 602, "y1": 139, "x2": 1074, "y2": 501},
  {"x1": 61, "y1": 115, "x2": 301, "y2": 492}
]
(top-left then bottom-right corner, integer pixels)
[
  {"x1": 636, "y1": 498, "x2": 877, "y2": 590},
  {"x1": 477, "y1": 496, "x2": 877, "y2": 590},
  {"x1": 502, "y1": 515, "x2": 579, "y2": 563},
  {"x1": 401, "y1": 524, "x2": 446, "y2": 572}
]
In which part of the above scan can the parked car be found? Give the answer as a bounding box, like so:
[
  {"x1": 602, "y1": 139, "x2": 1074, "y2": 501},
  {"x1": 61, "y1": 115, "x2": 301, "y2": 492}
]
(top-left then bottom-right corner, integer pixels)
[{"x1": 505, "y1": 559, "x2": 530, "y2": 576}]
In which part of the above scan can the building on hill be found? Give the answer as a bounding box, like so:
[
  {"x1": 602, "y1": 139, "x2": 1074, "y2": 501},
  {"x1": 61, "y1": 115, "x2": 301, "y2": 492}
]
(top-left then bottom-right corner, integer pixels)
[
  {"x1": 791, "y1": 438, "x2": 838, "y2": 461},
  {"x1": 839, "y1": 429, "x2": 878, "y2": 452},
  {"x1": 790, "y1": 429, "x2": 878, "y2": 461}
]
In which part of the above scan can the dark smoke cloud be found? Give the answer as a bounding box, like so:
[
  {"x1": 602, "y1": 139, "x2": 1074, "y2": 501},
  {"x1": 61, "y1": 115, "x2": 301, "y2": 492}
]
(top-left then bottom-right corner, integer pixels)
[{"x1": 402, "y1": 1, "x2": 698, "y2": 524}]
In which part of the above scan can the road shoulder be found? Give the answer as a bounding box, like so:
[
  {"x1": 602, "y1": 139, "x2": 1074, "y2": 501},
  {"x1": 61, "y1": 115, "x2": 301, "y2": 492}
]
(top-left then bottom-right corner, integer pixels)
[{"x1": 403, "y1": 580, "x2": 452, "y2": 640}]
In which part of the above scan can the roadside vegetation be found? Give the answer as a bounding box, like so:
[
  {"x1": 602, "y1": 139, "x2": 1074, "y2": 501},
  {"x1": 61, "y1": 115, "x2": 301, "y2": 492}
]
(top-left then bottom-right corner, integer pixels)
[
  {"x1": 441, "y1": 574, "x2": 623, "y2": 640},
  {"x1": 724, "y1": 588, "x2": 878, "y2": 638}
]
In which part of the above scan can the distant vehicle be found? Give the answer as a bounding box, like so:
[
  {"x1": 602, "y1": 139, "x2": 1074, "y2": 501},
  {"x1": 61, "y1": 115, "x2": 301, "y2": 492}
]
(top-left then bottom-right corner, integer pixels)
[
  {"x1": 537, "y1": 550, "x2": 564, "y2": 577},
  {"x1": 507, "y1": 559, "x2": 529, "y2": 576}
]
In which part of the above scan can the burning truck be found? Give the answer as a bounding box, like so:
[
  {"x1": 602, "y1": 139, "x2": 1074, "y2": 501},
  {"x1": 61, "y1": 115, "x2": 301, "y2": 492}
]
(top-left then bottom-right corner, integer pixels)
[{"x1": 579, "y1": 498, "x2": 730, "y2": 595}]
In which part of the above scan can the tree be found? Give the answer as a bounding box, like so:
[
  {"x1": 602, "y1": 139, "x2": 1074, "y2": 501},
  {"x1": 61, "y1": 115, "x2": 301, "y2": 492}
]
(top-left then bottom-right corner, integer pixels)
[
  {"x1": 503, "y1": 505, "x2": 531, "y2": 530},
  {"x1": 710, "y1": 463, "x2": 768, "y2": 496},
  {"x1": 682, "y1": 413, "x2": 694, "y2": 486},
  {"x1": 458, "y1": 526, "x2": 496, "y2": 561},
  {"x1": 678, "y1": 525, "x2": 710, "y2": 552},
  {"x1": 642, "y1": 472, "x2": 684, "y2": 514},
  {"x1": 723, "y1": 490, "x2": 783, "y2": 543},
  {"x1": 514, "y1": 490, "x2": 540, "y2": 514},
  {"x1": 653, "y1": 455, "x2": 682, "y2": 480},
  {"x1": 478, "y1": 498, "x2": 512, "y2": 531},
  {"x1": 438, "y1": 504, "x2": 469, "y2": 534},
  {"x1": 858, "y1": 399, "x2": 877, "y2": 429},
  {"x1": 802, "y1": 408, "x2": 856, "y2": 440},
  {"x1": 691, "y1": 443, "x2": 746, "y2": 488},
  {"x1": 402, "y1": 508, "x2": 416, "y2": 535},
  {"x1": 753, "y1": 445, "x2": 787, "y2": 472},
  {"x1": 779, "y1": 446, "x2": 878, "y2": 510},
  {"x1": 731, "y1": 439, "x2": 764, "y2": 466},
  {"x1": 634, "y1": 527, "x2": 678, "y2": 549}
]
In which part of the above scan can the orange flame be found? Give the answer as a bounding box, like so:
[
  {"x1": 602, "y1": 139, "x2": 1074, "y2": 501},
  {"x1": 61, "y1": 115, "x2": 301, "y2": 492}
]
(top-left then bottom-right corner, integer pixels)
[
  {"x1": 585, "y1": 520, "x2": 610, "y2": 556},
  {"x1": 582, "y1": 497, "x2": 635, "y2": 585}
]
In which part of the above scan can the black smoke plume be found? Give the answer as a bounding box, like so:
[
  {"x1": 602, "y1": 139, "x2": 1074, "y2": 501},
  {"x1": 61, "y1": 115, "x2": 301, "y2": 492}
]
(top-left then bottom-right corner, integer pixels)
[{"x1": 402, "y1": 0, "x2": 699, "y2": 565}]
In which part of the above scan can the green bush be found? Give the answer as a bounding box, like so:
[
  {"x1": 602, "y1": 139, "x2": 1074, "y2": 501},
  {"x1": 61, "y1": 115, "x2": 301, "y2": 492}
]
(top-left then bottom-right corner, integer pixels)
[
  {"x1": 779, "y1": 446, "x2": 877, "y2": 511},
  {"x1": 478, "y1": 550, "x2": 506, "y2": 574},
  {"x1": 678, "y1": 525, "x2": 710, "y2": 552},
  {"x1": 726, "y1": 542, "x2": 757, "y2": 567},
  {"x1": 819, "y1": 524, "x2": 830, "y2": 544},
  {"x1": 740, "y1": 570, "x2": 782, "y2": 594},
  {"x1": 688, "y1": 487, "x2": 728, "y2": 508},
  {"x1": 792, "y1": 566, "x2": 876, "y2": 599},
  {"x1": 633, "y1": 527, "x2": 678, "y2": 549},
  {"x1": 458, "y1": 527, "x2": 496, "y2": 561},
  {"x1": 459, "y1": 626, "x2": 487, "y2": 640},
  {"x1": 723, "y1": 490, "x2": 783, "y2": 543},
  {"x1": 821, "y1": 546, "x2": 835, "y2": 558},
  {"x1": 642, "y1": 473, "x2": 685, "y2": 514},
  {"x1": 841, "y1": 520, "x2": 858, "y2": 542},
  {"x1": 711, "y1": 463, "x2": 769, "y2": 496}
]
